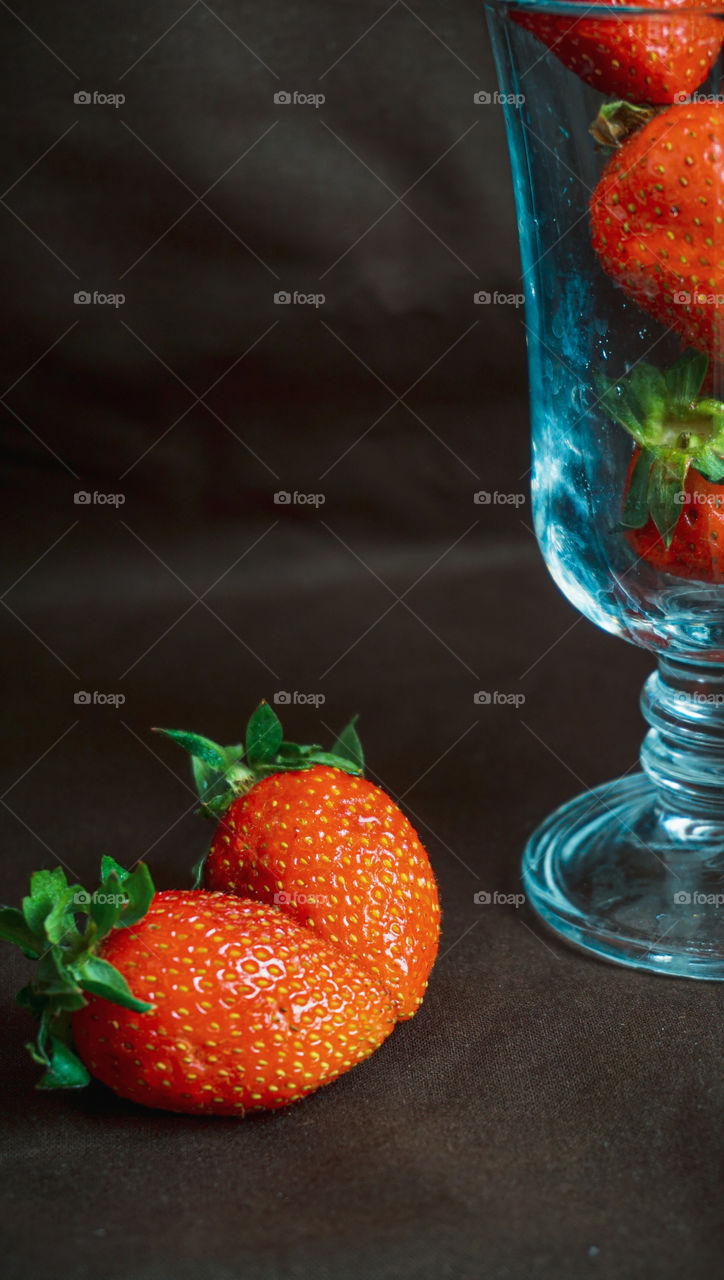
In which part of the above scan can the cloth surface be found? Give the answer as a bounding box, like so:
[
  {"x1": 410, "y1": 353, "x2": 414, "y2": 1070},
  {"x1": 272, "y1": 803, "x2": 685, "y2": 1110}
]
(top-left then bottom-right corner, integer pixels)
[{"x1": 1, "y1": 3, "x2": 723, "y2": 1278}]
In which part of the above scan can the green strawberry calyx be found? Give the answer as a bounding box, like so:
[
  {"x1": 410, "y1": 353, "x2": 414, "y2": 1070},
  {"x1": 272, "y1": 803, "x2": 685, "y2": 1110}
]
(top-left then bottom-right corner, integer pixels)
[
  {"x1": 597, "y1": 349, "x2": 724, "y2": 549},
  {"x1": 589, "y1": 100, "x2": 662, "y2": 150},
  {"x1": 0, "y1": 858, "x2": 154, "y2": 1090},
  {"x1": 155, "y1": 701, "x2": 364, "y2": 838}
]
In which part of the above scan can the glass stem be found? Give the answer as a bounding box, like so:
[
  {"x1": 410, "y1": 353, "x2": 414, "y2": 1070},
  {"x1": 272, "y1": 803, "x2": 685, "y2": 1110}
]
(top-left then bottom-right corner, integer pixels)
[{"x1": 640, "y1": 657, "x2": 724, "y2": 823}]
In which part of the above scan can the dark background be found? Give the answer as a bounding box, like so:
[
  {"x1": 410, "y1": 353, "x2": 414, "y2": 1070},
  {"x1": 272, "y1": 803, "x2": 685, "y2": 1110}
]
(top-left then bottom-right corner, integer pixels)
[{"x1": 1, "y1": 3, "x2": 721, "y2": 1279}]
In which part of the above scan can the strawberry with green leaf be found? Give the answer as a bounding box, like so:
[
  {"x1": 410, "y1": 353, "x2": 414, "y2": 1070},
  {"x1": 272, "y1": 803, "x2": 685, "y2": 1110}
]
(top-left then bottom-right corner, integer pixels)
[
  {"x1": 0, "y1": 859, "x2": 397, "y2": 1113},
  {"x1": 157, "y1": 704, "x2": 441, "y2": 1021},
  {"x1": 598, "y1": 347, "x2": 724, "y2": 576}
]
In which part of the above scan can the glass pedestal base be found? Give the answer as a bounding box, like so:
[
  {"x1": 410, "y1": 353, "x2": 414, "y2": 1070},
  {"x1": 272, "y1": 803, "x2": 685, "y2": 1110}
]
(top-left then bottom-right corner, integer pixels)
[{"x1": 523, "y1": 774, "x2": 724, "y2": 979}]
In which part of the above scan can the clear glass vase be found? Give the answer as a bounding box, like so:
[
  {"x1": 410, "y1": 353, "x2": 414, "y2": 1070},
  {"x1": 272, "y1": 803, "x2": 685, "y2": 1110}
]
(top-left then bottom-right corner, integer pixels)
[{"x1": 485, "y1": 0, "x2": 724, "y2": 976}]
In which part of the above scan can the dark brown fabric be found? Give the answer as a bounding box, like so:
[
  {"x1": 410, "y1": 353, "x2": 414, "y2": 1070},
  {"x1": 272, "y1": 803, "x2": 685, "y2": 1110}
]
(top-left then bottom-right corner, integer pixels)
[{"x1": 1, "y1": 3, "x2": 723, "y2": 1278}]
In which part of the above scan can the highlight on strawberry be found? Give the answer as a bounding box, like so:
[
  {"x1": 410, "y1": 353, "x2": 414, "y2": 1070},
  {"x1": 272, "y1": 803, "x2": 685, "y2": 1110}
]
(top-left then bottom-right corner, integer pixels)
[
  {"x1": 0, "y1": 858, "x2": 398, "y2": 1114},
  {"x1": 156, "y1": 703, "x2": 441, "y2": 1020},
  {"x1": 598, "y1": 347, "x2": 724, "y2": 577},
  {"x1": 512, "y1": 0, "x2": 724, "y2": 105}
]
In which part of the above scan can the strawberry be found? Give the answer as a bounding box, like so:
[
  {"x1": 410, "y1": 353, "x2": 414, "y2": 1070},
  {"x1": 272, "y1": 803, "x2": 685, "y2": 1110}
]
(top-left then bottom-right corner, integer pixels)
[
  {"x1": 158, "y1": 705, "x2": 440, "y2": 1021},
  {"x1": 0, "y1": 860, "x2": 396, "y2": 1114},
  {"x1": 598, "y1": 346, "x2": 724, "y2": 577},
  {"x1": 512, "y1": 1, "x2": 723, "y2": 106},
  {"x1": 590, "y1": 101, "x2": 724, "y2": 360}
]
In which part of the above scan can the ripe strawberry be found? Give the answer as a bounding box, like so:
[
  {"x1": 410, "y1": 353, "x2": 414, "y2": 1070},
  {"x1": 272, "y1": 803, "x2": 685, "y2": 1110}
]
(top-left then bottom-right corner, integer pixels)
[
  {"x1": 598, "y1": 346, "x2": 724, "y2": 577},
  {"x1": 158, "y1": 705, "x2": 440, "y2": 1021},
  {"x1": 0, "y1": 861, "x2": 396, "y2": 1114},
  {"x1": 590, "y1": 101, "x2": 724, "y2": 360},
  {"x1": 512, "y1": 1, "x2": 723, "y2": 105}
]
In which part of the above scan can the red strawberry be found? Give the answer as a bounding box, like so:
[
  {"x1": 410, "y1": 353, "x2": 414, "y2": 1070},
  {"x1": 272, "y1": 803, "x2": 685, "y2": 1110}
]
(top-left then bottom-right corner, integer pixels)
[
  {"x1": 598, "y1": 347, "x2": 724, "y2": 578},
  {"x1": 590, "y1": 101, "x2": 724, "y2": 360},
  {"x1": 625, "y1": 448, "x2": 724, "y2": 575},
  {"x1": 512, "y1": 1, "x2": 723, "y2": 105},
  {"x1": 0, "y1": 861, "x2": 396, "y2": 1114},
  {"x1": 158, "y1": 706, "x2": 441, "y2": 1021}
]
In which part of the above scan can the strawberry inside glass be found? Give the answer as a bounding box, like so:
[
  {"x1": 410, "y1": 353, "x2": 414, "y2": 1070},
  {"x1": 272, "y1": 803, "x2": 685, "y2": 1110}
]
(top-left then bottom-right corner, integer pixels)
[{"x1": 485, "y1": 0, "x2": 724, "y2": 977}]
